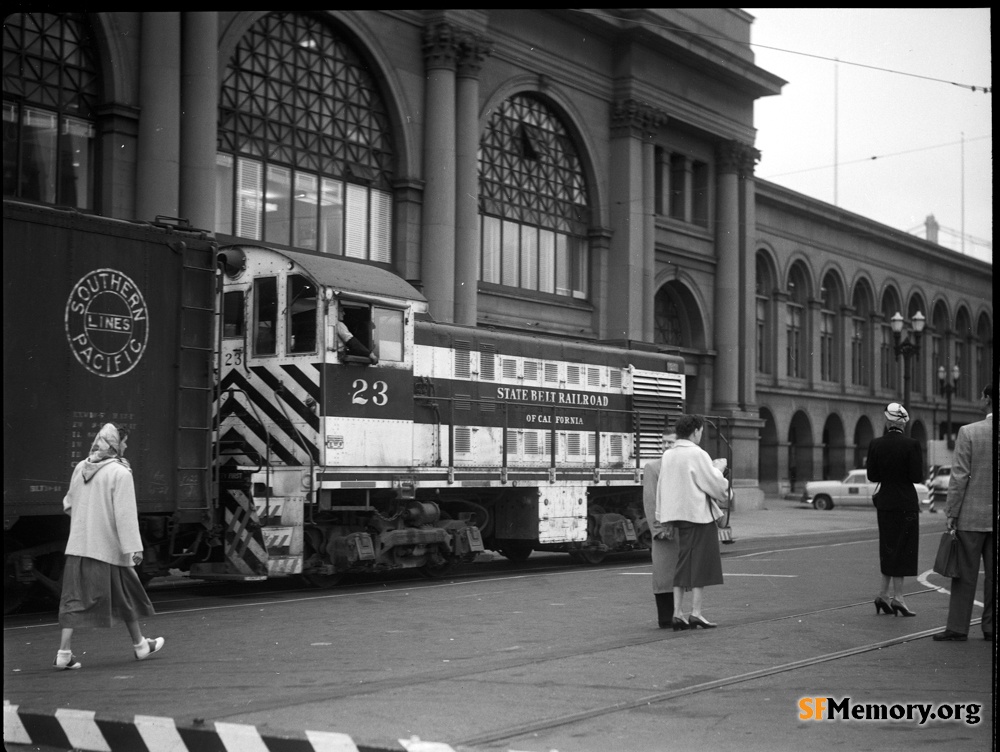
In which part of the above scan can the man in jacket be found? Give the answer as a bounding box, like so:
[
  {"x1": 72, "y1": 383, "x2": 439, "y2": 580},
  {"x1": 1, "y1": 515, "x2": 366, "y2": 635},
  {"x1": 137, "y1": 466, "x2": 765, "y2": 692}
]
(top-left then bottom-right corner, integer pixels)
[
  {"x1": 642, "y1": 430, "x2": 678, "y2": 628},
  {"x1": 934, "y1": 383, "x2": 996, "y2": 642}
]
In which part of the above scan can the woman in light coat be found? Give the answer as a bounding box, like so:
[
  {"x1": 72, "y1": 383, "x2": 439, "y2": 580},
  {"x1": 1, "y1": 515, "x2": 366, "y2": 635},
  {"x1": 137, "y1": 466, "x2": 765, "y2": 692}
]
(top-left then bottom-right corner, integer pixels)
[{"x1": 656, "y1": 414, "x2": 731, "y2": 629}]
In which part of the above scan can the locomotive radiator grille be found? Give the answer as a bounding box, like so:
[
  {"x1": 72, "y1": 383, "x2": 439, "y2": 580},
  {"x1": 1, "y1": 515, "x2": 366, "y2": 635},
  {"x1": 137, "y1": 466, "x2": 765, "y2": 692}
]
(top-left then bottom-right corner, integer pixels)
[{"x1": 630, "y1": 367, "x2": 685, "y2": 460}]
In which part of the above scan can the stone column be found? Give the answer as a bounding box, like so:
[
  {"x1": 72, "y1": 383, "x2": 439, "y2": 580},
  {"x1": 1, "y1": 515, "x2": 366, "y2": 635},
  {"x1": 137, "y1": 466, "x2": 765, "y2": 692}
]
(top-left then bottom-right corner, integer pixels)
[
  {"x1": 454, "y1": 33, "x2": 490, "y2": 326},
  {"x1": 420, "y1": 23, "x2": 458, "y2": 322},
  {"x1": 642, "y1": 138, "x2": 656, "y2": 339},
  {"x1": 607, "y1": 100, "x2": 664, "y2": 341},
  {"x1": 840, "y1": 305, "x2": 854, "y2": 391},
  {"x1": 774, "y1": 290, "x2": 790, "y2": 380},
  {"x1": 869, "y1": 313, "x2": 884, "y2": 397},
  {"x1": 179, "y1": 12, "x2": 218, "y2": 232},
  {"x1": 135, "y1": 12, "x2": 181, "y2": 222},
  {"x1": 713, "y1": 141, "x2": 743, "y2": 410},
  {"x1": 808, "y1": 297, "x2": 823, "y2": 387},
  {"x1": 738, "y1": 147, "x2": 759, "y2": 408}
]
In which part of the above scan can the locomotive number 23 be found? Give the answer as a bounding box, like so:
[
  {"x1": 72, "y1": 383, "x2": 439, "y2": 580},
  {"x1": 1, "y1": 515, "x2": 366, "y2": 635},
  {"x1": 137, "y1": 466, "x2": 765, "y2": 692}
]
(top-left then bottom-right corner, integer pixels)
[{"x1": 351, "y1": 379, "x2": 389, "y2": 406}]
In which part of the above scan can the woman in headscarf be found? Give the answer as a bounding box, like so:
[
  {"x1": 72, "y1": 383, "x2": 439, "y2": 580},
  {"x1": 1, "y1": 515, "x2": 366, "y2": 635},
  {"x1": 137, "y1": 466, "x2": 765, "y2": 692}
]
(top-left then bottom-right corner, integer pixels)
[
  {"x1": 866, "y1": 403, "x2": 924, "y2": 617},
  {"x1": 54, "y1": 423, "x2": 165, "y2": 669}
]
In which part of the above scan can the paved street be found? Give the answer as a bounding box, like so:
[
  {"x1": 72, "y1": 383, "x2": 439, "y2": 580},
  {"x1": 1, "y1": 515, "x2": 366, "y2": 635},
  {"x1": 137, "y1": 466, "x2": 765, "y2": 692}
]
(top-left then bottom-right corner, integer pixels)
[{"x1": 5, "y1": 500, "x2": 993, "y2": 752}]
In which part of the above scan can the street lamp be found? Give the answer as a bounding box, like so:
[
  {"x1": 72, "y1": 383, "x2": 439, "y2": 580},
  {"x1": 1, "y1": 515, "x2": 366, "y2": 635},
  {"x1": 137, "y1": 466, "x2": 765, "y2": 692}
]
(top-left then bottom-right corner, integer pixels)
[
  {"x1": 890, "y1": 311, "x2": 925, "y2": 435},
  {"x1": 938, "y1": 364, "x2": 960, "y2": 449}
]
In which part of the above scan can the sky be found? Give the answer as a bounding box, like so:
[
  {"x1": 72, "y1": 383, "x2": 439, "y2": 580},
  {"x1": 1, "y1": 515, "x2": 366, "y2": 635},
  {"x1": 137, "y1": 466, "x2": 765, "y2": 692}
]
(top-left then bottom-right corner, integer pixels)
[{"x1": 742, "y1": 8, "x2": 992, "y2": 264}]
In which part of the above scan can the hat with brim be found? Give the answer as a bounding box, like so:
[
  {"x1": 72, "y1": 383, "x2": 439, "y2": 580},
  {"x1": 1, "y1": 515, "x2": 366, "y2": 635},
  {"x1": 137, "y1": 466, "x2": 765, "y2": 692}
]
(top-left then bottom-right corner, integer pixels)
[{"x1": 884, "y1": 402, "x2": 909, "y2": 423}]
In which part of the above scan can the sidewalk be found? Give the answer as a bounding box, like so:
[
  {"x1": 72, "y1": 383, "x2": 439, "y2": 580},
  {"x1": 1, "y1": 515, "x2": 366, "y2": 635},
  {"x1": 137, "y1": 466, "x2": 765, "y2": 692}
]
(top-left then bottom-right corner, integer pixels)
[{"x1": 721, "y1": 494, "x2": 945, "y2": 542}]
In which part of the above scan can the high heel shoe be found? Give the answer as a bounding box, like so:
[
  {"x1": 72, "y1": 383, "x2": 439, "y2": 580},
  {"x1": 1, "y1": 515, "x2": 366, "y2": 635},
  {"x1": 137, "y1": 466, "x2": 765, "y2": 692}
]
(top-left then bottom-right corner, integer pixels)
[
  {"x1": 890, "y1": 598, "x2": 916, "y2": 617},
  {"x1": 671, "y1": 616, "x2": 690, "y2": 631},
  {"x1": 874, "y1": 596, "x2": 893, "y2": 615},
  {"x1": 688, "y1": 614, "x2": 717, "y2": 629}
]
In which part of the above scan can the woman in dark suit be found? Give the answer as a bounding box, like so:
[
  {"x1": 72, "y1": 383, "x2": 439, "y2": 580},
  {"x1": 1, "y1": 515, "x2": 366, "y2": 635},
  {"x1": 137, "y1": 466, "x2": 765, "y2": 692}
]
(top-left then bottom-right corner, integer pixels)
[{"x1": 866, "y1": 403, "x2": 924, "y2": 617}]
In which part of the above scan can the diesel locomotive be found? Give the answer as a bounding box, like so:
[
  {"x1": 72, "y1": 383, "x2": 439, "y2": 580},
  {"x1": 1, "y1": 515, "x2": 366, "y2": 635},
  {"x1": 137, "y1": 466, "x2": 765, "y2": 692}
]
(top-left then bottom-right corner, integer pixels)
[{"x1": 3, "y1": 199, "x2": 685, "y2": 612}]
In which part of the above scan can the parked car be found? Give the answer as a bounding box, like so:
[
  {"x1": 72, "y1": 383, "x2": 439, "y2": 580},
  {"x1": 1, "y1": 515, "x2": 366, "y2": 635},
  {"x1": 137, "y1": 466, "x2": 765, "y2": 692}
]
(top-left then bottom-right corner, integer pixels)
[{"x1": 800, "y1": 469, "x2": 930, "y2": 511}]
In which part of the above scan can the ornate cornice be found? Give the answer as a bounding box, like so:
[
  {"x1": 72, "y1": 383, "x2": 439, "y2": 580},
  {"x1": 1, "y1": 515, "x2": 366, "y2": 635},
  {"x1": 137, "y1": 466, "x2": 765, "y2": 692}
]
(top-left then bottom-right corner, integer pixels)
[
  {"x1": 423, "y1": 22, "x2": 459, "y2": 71},
  {"x1": 610, "y1": 98, "x2": 667, "y2": 138},
  {"x1": 456, "y1": 32, "x2": 492, "y2": 78},
  {"x1": 716, "y1": 139, "x2": 760, "y2": 178}
]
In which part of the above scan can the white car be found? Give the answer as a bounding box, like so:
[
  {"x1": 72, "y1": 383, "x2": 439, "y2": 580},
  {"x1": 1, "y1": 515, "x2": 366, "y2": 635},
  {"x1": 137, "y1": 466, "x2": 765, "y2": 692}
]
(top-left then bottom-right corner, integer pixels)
[{"x1": 800, "y1": 469, "x2": 930, "y2": 511}]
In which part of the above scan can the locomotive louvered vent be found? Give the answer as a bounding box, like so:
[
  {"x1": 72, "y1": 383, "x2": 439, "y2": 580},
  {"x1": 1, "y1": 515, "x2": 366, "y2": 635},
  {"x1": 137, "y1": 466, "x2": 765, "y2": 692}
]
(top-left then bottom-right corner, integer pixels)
[
  {"x1": 454, "y1": 340, "x2": 472, "y2": 379},
  {"x1": 587, "y1": 367, "x2": 601, "y2": 387},
  {"x1": 610, "y1": 434, "x2": 624, "y2": 456},
  {"x1": 481, "y1": 399, "x2": 497, "y2": 413},
  {"x1": 480, "y1": 343, "x2": 497, "y2": 381},
  {"x1": 525, "y1": 432, "x2": 541, "y2": 455},
  {"x1": 455, "y1": 427, "x2": 472, "y2": 453},
  {"x1": 567, "y1": 432, "x2": 582, "y2": 456},
  {"x1": 524, "y1": 360, "x2": 539, "y2": 381},
  {"x1": 455, "y1": 393, "x2": 471, "y2": 410},
  {"x1": 588, "y1": 433, "x2": 597, "y2": 455},
  {"x1": 544, "y1": 363, "x2": 559, "y2": 383},
  {"x1": 567, "y1": 365, "x2": 581, "y2": 385},
  {"x1": 502, "y1": 358, "x2": 518, "y2": 379},
  {"x1": 506, "y1": 431, "x2": 519, "y2": 454},
  {"x1": 632, "y1": 368, "x2": 685, "y2": 460},
  {"x1": 610, "y1": 369, "x2": 623, "y2": 389}
]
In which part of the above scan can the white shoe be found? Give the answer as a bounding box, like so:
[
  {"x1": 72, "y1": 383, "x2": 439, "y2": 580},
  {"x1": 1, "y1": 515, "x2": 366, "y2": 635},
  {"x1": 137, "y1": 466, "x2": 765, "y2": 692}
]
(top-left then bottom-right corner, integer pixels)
[
  {"x1": 134, "y1": 637, "x2": 165, "y2": 660},
  {"x1": 54, "y1": 650, "x2": 82, "y2": 670}
]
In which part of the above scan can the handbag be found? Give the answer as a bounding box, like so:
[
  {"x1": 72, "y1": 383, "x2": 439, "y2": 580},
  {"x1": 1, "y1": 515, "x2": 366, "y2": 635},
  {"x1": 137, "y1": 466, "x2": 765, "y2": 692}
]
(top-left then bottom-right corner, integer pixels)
[{"x1": 932, "y1": 530, "x2": 960, "y2": 578}]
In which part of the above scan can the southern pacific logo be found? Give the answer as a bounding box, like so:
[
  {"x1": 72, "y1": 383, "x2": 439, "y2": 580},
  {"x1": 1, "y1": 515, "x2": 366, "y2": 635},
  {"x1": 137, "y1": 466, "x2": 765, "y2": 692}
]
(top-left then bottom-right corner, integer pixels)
[{"x1": 65, "y1": 268, "x2": 149, "y2": 377}]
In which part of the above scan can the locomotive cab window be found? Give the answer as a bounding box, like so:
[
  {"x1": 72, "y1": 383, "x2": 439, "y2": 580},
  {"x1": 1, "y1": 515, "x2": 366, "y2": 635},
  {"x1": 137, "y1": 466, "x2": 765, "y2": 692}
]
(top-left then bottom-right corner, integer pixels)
[
  {"x1": 373, "y1": 307, "x2": 403, "y2": 362},
  {"x1": 223, "y1": 291, "x2": 245, "y2": 338},
  {"x1": 287, "y1": 275, "x2": 317, "y2": 353},
  {"x1": 253, "y1": 277, "x2": 277, "y2": 356},
  {"x1": 336, "y1": 303, "x2": 375, "y2": 363}
]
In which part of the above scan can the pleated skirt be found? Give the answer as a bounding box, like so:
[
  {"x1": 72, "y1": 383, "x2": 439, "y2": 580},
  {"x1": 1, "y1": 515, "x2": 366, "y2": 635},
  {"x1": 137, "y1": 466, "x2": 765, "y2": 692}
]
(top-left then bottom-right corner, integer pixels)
[
  {"x1": 877, "y1": 509, "x2": 920, "y2": 576},
  {"x1": 673, "y1": 521, "x2": 724, "y2": 588},
  {"x1": 58, "y1": 555, "x2": 155, "y2": 628}
]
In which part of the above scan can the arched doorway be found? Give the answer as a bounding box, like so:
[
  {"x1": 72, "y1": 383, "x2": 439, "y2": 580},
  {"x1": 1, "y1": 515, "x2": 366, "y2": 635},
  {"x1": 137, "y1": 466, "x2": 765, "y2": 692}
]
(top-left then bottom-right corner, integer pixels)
[
  {"x1": 822, "y1": 413, "x2": 847, "y2": 480},
  {"x1": 787, "y1": 410, "x2": 813, "y2": 491},
  {"x1": 758, "y1": 407, "x2": 778, "y2": 492},
  {"x1": 854, "y1": 416, "x2": 875, "y2": 469}
]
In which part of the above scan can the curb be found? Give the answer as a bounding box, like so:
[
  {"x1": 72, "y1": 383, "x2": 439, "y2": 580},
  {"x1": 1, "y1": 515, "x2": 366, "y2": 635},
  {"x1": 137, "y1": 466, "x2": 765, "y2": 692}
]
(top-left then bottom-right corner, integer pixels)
[{"x1": 4, "y1": 701, "x2": 458, "y2": 752}]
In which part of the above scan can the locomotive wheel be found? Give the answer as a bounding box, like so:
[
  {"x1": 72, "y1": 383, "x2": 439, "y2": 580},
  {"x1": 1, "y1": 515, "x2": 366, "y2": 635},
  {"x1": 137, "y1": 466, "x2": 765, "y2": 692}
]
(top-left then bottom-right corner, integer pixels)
[
  {"x1": 498, "y1": 543, "x2": 533, "y2": 563},
  {"x1": 301, "y1": 570, "x2": 345, "y2": 589},
  {"x1": 301, "y1": 531, "x2": 344, "y2": 588},
  {"x1": 577, "y1": 549, "x2": 608, "y2": 565},
  {"x1": 419, "y1": 557, "x2": 456, "y2": 579}
]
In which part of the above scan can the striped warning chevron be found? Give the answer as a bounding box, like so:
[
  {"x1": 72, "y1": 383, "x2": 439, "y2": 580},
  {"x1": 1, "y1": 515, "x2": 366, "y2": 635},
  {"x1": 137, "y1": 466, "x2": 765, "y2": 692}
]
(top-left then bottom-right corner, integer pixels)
[
  {"x1": 3, "y1": 701, "x2": 460, "y2": 752},
  {"x1": 216, "y1": 363, "x2": 321, "y2": 466}
]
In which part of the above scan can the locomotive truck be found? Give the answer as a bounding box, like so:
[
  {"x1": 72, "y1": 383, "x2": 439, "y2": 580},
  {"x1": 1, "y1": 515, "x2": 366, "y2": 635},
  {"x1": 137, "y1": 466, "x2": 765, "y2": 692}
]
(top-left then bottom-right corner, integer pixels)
[{"x1": 4, "y1": 199, "x2": 685, "y2": 613}]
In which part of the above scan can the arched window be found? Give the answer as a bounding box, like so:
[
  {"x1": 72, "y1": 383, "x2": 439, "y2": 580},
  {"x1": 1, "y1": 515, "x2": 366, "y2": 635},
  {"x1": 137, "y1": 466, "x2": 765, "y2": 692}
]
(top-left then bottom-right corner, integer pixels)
[
  {"x1": 479, "y1": 93, "x2": 590, "y2": 299},
  {"x1": 3, "y1": 12, "x2": 99, "y2": 209},
  {"x1": 653, "y1": 286, "x2": 684, "y2": 346},
  {"x1": 975, "y1": 313, "x2": 992, "y2": 398},
  {"x1": 851, "y1": 284, "x2": 872, "y2": 387},
  {"x1": 879, "y1": 290, "x2": 902, "y2": 391},
  {"x1": 819, "y1": 272, "x2": 842, "y2": 383},
  {"x1": 954, "y1": 308, "x2": 972, "y2": 399},
  {"x1": 786, "y1": 263, "x2": 808, "y2": 379},
  {"x1": 755, "y1": 253, "x2": 774, "y2": 375},
  {"x1": 930, "y1": 301, "x2": 950, "y2": 396},
  {"x1": 906, "y1": 295, "x2": 926, "y2": 394},
  {"x1": 217, "y1": 12, "x2": 394, "y2": 261}
]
